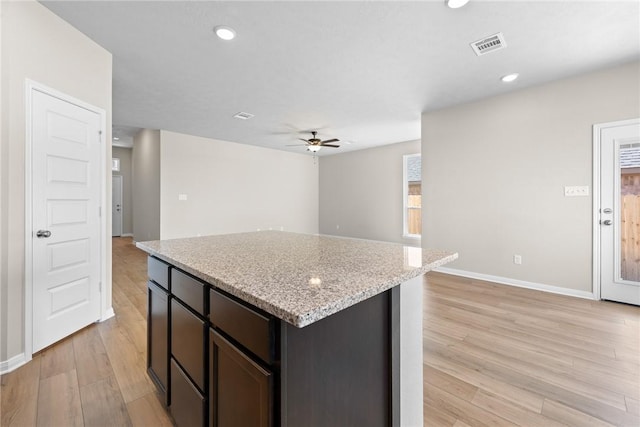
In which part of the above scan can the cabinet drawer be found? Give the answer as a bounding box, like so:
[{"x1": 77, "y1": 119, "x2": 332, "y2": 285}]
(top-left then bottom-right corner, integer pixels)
[
  {"x1": 148, "y1": 256, "x2": 170, "y2": 290},
  {"x1": 172, "y1": 269, "x2": 207, "y2": 316},
  {"x1": 210, "y1": 289, "x2": 274, "y2": 364},
  {"x1": 170, "y1": 358, "x2": 205, "y2": 427},
  {"x1": 171, "y1": 299, "x2": 206, "y2": 391}
]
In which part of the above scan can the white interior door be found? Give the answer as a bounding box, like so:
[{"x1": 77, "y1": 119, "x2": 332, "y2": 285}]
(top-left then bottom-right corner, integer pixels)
[
  {"x1": 597, "y1": 118, "x2": 640, "y2": 306},
  {"x1": 112, "y1": 175, "x2": 123, "y2": 237},
  {"x1": 31, "y1": 88, "x2": 103, "y2": 352}
]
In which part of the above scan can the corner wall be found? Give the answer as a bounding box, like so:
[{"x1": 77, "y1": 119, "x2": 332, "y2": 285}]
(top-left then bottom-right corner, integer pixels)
[
  {"x1": 319, "y1": 140, "x2": 421, "y2": 245},
  {"x1": 160, "y1": 130, "x2": 319, "y2": 239},
  {"x1": 132, "y1": 129, "x2": 161, "y2": 242},
  {"x1": 0, "y1": 0, "x2": 112, "y2": 362},
  {"x1": 422, "y1": 61, "x2": 640, "y2": 293}
]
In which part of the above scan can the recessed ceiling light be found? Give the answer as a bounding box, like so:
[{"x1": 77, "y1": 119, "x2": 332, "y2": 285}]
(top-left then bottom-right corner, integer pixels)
[
  {"x1": 446, "y1": 0, "x2": 470, "y2": 9},
  {"x1": 113, "y1": 137, "x2": 120, "y2": 141},
  {"x1": 501, "y1": 73, "x2": 519, "y2": 83},
  {"x1": 214, "y1": 26, "x2": 236, "y2": 41}
]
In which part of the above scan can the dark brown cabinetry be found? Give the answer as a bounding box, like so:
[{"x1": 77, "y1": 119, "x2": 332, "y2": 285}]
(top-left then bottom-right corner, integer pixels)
[
  {"x1": 146, "y1": 256, "x2": 396, "y2": 427},
  {"x1": 171, "y1": 358, "x2": 206, "y2": 427},
  {"x1": 209, "y1": 329, "x2": 272, "y2": 427},
  {"x1": 171, "y1": 299, "x2": 206, "y2": 391},
  {"x1": 147, "y1": 257, "x2": 170, "y2": 405}
]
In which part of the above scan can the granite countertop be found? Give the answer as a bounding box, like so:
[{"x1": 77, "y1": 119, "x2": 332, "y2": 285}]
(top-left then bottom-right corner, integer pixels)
[{"x1": 136, "y1": 231, "x2": 457, "y2": 327}]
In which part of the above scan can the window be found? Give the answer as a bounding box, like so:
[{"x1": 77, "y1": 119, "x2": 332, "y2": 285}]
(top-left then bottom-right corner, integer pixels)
[{"x1": 403, "y1": 154, "x2": 421, "y2": 239}]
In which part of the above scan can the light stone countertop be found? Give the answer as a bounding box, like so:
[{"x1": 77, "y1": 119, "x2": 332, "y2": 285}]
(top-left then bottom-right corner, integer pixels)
[{"x1": 136, "y1": 231, "x2": 458, "y2": 328}]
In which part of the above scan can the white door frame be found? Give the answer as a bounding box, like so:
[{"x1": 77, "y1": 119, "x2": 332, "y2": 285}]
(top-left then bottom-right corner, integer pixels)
[
  {"x1": 592, "y1": 118, "x2": 640, "y2": 301},
  {"x1": 24, "y1": 79, "x2": 108, "y2": 360}
]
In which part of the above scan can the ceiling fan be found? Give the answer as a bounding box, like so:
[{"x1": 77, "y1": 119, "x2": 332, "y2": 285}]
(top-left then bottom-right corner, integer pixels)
[{"x1": 287, "y1": 131, "x2": 340, "y2": 153}]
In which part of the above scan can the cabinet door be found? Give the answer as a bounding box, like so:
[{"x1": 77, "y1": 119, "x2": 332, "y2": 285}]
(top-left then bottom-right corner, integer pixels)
[
  {"x1": 210, "y1": 329, "x2": 272, "y2": 427},
  {"x1": 147, "y1": 281, "x2": 169, "y2": 402}
]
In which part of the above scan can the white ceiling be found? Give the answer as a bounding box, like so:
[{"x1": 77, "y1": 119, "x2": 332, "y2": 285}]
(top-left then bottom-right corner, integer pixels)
[{"x1": 42, "y1": 1, "x2": 640, "y2": 156}]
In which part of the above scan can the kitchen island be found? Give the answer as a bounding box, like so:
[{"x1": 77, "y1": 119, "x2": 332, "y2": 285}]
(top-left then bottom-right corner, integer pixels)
[{"x1": 137, "y1": 231, "x2": 457, "y2": 427}]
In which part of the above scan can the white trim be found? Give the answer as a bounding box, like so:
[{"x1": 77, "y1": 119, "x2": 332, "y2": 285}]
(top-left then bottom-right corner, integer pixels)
[
  {"x1": 592, "y1": 118, "x2": 640, "y2": 302},
  {"x1": 0, "y1": 353, "x2": 27, "y2": 375},
  {"x1": 435, "y1": 267, "x2": 596, "y2": 300},
  {"x1": 24, "y1": 79, "x2": 109, "y2": 359},
  {"x1": 120, "y1": 233, "x2": 133, "y2": 237},
  {"x1": 100, "y1": 307, "x2": 115, "y2": 322}
]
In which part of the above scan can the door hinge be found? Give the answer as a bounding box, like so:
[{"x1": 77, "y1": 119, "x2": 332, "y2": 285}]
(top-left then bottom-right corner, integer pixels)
[
  {"x1": 98, "y1": 206, "x2": 102, "y2": 217},
  {"x1": 99, "y1": 281, "x2": 102, "y2": 292}
]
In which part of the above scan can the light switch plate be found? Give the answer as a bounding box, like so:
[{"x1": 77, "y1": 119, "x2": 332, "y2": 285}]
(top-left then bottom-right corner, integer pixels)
[
  {"x1": 178, "y1": 194, "x2": 188, "y2": 201},
  {"x1": 564, "y1": 186, "x2": 589, "y2": 197}
]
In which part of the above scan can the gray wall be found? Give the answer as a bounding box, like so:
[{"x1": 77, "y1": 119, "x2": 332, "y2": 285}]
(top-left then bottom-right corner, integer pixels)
[
  {"x1": 160, "y1": 130, "x2": 318, "y2": 239},
  {"x1": 0, "y1": 0, "x2": 112, "y2": 361},
  {"x1": 422, "y1": 61, "x2": 640, "y2": 293},
  {"x1": 112, "y1": 147, "x2": 133, "y2": 236},
  {"x1": 319, "y1": 140, "x2": 421, "y2": 245},
  {"x1": 132, "y1": 129, "x2": 161, "y2": 242}
]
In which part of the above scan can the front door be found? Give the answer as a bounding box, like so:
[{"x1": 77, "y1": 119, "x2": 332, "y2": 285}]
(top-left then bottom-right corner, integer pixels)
[
  {"x1": 597, "y1": 118, "x2": 640, "y2": 306},
  {"x1": 31, "y1": 87, "x2": 103, "y2": 352}
]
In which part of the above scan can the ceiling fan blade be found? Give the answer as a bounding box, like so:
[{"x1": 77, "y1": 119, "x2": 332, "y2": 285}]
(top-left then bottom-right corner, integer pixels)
[
  {"x1": 298, "y1": 138, "x2": 311, "y2": 143},
  {"x1": 286, "y1": 144, "x2": 308, "y2": 147},
  {"x1": 322, "y1": 144, "x2": 340, "y2": 148},
  {"x1": 321, "y1": 138, "x2": 339, "y2": 144}
]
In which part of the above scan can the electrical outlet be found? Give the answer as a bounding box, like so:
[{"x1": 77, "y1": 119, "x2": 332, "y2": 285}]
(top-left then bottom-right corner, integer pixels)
[
  {"x1": 513, "y1": 254, "x2": 522, "y2": 265},
  {"x1": 564, "y1": 186, "x2": 589, "y2": 197},
  {"x1": 178, "y1": 194, "x2": 188, "y2": 201}
]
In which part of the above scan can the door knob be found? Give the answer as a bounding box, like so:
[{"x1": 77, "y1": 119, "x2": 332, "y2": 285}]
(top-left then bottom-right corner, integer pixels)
[
  {"x1": 36, "y1": 230, "x2": 52, "y2": 238},
  {"x1": 601, "y1": 220, "x2": 612, "y2": 226}
]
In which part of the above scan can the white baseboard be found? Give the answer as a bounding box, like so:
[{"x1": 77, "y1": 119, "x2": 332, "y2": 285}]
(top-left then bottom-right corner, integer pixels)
[
  {"x1": 121, "y1": 233, "x2": 133, "y2": 237},
  {"x1": 0, "y1": 353, "x2": 28, "y2": 375},
  {"x1": 434, "y1": 267, "x2": 596, "y2": 300},
  {"x1": 100, "y1": 307, "x2": 115, "y2": 321}
]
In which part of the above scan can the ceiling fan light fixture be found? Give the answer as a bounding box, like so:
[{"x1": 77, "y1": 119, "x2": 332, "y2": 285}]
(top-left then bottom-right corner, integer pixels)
[
  {"x1": 446, "y1": 0, "x2": 470, "y2": 9},
  {"x1": 214, "y1": 26, "x2": 236, "y2": 41},
  {"x1": 307, "y1": 145, "x2": 322, "y2": 153}
]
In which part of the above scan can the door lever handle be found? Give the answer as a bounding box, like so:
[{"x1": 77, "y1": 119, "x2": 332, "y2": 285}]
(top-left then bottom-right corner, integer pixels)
[
  {"x1": 600, "y1": 220, "x2": 612, "y2": 226},
  {"x1": 36, "y1": 230, "x2": 52, "y2": 238}
]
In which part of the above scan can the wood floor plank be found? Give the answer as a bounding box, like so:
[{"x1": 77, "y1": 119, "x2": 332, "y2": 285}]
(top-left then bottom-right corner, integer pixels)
[
  {"x1": 423, "y1": 364, "x2": 478, "y2": 402},
  {"x1": 424, "y1": 383, "x2": 518, "y2": 427},
  {"x1": 126, "y1": 392, "x2": 174, "y2": 427},
  {"x1": 471, "y1": 389, "x2": 566, "y2": 427},
  {"x1": 0, "y1": 355, "x2": 41, "y2": 426},
  {"x1": 79, "y1": 375, "x2": 132, "y2": 427},
  {"x1": 97, "y1": 322, "x2": 155, "y2": 403},
  {"x1": 423, "y1": 402, "x2": 458, "y2": 427},
  {"x1": 541, "y1": 399, "x2": 616, "y2": 427},
  {"x1": 72, "y1": 326, "x2": 114, "y2": 388},
  {"x1": 424, "y1": 341, "x2": 546, "y2": 413},
  {"x1": 39, "y1": 335, "x2": 76, "y2": 380},
  {"x1": 36, "y1": 369, "x2": 83, "y2": 427}
]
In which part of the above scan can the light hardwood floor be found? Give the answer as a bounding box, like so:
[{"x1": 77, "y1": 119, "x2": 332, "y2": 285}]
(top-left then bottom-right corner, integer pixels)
[
  {"x1": 2, "y1": 237, "x2": 639, "y2": 426},
  {"x1": 1, "y1": 237, "x2": 173, "y2": 427}
]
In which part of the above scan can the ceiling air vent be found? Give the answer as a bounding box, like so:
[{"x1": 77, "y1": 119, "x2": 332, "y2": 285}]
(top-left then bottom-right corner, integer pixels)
[
  {"x1": 233, "y1": 111, "x2": 254, "y2": 120},
  {"x1": 470, "y1": 32, "x2": 507, "y2": 56}
]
